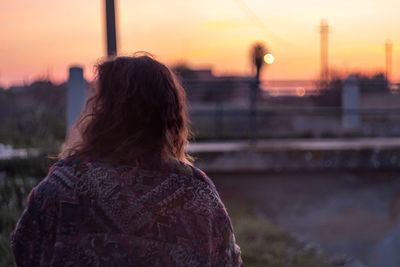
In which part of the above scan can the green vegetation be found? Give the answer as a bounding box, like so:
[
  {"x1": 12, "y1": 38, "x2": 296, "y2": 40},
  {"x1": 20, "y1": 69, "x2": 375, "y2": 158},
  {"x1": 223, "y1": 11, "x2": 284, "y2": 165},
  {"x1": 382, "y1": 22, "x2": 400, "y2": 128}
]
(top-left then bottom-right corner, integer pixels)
[
  {"x1": 0, "y1": 156, "x2": 50, "y2": 266},
  {"x1": 225, "y1": 201, "x2": 345, "y2": 267},
  {"x1": 0, "y1": 175, "x2": 37, "y2": 267},
  {"x1": 0, "y1": 107, "x2": 65, "y2": 148},
  {"x1": 234, "y1": 218, "x2": 347, "y2": 267},
  {"x1": 0, "y1": 81, "x2": 66, "y2": 148}
]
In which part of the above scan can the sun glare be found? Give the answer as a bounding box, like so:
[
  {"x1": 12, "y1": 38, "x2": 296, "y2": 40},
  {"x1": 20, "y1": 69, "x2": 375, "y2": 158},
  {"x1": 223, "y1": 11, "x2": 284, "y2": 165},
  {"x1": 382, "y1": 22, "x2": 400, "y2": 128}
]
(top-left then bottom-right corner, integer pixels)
[
  {"x1": 296, "y1": 87, "x2": 306, "y2": 97},
  {"x1": 264, "y1": 53, "x2": 275, "y2": 65}
]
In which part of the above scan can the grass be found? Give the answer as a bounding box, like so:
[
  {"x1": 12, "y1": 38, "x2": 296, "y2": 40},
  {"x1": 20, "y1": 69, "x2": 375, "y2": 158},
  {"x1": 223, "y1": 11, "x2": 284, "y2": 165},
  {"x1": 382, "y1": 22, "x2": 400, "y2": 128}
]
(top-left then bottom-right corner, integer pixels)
[
  {"x1": 224, "y1": 199, "x2": 343, "y2": 267},
  {"x1": 0, "y1": 173, "x2": 38, "y2": 267},
  {"x1": 234, "y1": 218, "x2": 337, "y2": 267}
]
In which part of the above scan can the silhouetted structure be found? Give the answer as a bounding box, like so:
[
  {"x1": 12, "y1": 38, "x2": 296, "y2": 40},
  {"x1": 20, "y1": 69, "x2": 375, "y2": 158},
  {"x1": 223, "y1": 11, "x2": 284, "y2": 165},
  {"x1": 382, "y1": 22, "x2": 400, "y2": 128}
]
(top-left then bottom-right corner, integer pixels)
[
  {"x1": 251, "y1": 43, "x2": 267, "y2": 108},
  {"x1": 319, "y1": 20, "x2": 329, "y2": 84},
  {"x1": 342, "y1": 76, "x2": 360, "y2": 130},
  {"x1": 67, "y1": 66, "x2": 86, "y2": 129},
  {"x1": 175, "y1": 66, "x2": 253, "y2": 103},
  {"x1": 386, "y1": 40, "x2": 392, "y2": 83},
  {"x1": 252, "y1": 43, "x2": 266, "y2": 83},
  {"x1": 105, "y1": 0, "x2": 117, "y2": 56}
]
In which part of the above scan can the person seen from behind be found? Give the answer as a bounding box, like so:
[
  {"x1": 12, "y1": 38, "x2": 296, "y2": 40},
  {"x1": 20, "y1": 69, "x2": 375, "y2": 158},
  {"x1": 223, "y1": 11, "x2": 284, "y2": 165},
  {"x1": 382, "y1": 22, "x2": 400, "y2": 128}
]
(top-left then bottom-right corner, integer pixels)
[{"x1": 11, "y1": 54, "x2": 243, "y2": 266}]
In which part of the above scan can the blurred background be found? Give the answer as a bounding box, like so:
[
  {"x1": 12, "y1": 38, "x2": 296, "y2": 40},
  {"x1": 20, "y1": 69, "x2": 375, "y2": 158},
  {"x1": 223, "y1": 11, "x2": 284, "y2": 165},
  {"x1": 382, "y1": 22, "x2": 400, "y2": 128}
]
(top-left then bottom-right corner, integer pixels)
[{"x1": 1, "y1": 1, "x2": 400, "y2": 266}]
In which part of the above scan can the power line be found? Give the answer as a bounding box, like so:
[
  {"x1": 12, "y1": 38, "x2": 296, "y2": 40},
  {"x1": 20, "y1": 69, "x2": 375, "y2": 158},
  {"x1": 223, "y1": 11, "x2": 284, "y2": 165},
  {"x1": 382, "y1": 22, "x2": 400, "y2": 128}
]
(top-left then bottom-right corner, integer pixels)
[{"x1": 232, "y1": 0, "x2": 292, "y2": 47}]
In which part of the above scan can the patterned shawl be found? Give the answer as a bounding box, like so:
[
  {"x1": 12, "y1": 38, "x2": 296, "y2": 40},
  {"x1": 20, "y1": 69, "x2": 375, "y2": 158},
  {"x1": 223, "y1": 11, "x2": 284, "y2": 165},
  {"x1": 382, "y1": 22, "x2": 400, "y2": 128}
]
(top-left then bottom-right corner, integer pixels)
[{"x1": 11, "y1": 156, "x2": 242, "y2": 266}]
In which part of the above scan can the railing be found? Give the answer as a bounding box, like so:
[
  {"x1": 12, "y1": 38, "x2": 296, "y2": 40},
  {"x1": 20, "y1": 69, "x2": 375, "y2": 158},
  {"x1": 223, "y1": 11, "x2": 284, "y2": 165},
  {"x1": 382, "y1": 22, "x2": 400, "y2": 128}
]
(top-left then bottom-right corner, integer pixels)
[{"x1": 189, "y1": 107, "x2": 400, "y2": 140}]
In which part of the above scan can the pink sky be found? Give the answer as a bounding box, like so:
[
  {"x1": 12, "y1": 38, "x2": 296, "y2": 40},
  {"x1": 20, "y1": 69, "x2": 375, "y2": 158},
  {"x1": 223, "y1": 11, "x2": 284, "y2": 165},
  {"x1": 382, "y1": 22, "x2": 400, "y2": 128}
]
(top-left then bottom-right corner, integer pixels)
[{"x1": 1, "y1": 0, "x2": 399, "y2": 86}]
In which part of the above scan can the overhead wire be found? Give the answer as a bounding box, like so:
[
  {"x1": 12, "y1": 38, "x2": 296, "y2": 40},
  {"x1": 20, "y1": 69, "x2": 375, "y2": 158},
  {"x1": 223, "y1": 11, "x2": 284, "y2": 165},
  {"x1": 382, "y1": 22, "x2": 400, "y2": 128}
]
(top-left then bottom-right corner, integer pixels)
[{"x1": 232, "y1": 0, "x2": 293, "y2": 47}]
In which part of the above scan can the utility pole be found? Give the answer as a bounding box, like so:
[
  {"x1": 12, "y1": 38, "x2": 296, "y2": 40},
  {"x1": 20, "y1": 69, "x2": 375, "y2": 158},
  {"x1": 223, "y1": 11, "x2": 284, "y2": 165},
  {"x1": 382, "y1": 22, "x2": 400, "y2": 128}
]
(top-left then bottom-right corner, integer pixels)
[
  {"x1": 386, "y1": 40, "x2": 392, "y2": 83},
  {"x1": 105, "y1": 0, "x2": 117, "y2": 56},
  {"x1": 319, "y1": 20, "x2": 329, "y2": 84}
]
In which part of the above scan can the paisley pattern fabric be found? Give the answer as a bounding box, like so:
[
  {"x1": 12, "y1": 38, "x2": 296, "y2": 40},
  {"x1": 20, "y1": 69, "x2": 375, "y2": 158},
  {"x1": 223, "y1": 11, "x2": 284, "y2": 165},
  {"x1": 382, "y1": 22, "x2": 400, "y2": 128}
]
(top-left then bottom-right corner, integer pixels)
[{"x1": 11, "y1": 156, "x2": 242, "y2": 266}]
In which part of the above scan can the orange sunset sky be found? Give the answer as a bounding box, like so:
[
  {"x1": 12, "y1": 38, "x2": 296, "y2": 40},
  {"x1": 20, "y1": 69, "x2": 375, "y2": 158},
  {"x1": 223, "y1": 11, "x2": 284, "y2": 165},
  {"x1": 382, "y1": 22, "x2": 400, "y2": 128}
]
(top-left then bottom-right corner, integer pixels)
[{"x1": 1, "y1": 0, "x2": 399, "y2": 86}]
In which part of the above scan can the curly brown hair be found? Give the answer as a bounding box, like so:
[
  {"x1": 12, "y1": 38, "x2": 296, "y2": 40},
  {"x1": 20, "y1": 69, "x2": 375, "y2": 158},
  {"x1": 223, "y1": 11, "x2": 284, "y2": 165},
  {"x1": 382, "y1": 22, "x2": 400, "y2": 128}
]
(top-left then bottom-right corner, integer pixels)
[{"x1": 60, "y1": 55, "x2": 192, "y2": 165}]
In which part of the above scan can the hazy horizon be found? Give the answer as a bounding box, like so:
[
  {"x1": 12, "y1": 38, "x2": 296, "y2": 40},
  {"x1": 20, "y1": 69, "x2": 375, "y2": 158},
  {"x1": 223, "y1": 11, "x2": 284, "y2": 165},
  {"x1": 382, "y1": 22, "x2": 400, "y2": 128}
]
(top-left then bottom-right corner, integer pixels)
[{"x1": 1, "y1": 0, "x2": 399, "y2": 86}]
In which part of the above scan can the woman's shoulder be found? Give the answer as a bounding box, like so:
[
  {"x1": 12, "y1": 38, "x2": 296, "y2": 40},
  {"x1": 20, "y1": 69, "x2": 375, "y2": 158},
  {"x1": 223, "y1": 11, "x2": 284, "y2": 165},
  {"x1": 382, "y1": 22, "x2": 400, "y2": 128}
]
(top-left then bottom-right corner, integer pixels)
[
  {"x1": 174, "y1": 161, "x2": 214, "y2": 183},
  {"x1": 179, "y1": 162, "x2": 218, "y2": 191},
  {"x1": 173, "y1": 161, "x2": 221, "y2": 199},
  {"x1": 40, "y1": 156, "x2": 88, "y2": 193},
  {"x1": 23, "y1": 157, "x2": 80, "y2": 208}
]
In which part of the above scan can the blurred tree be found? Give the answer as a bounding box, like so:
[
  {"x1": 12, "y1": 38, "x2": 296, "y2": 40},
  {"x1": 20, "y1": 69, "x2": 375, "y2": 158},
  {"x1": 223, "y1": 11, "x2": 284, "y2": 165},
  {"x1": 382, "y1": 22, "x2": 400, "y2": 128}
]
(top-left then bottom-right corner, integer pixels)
[
  {"x1": 0, "y1": 80, "x2": 66, "y2": 148},
  {"x1": 251, "y1": 43, "x2": 267, "y2": 82}
]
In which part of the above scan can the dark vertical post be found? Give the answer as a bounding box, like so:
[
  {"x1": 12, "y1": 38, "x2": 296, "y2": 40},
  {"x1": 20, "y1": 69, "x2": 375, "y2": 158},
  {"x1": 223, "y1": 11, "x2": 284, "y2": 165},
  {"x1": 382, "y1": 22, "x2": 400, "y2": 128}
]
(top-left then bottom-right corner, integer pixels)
[
  {"x1": 250, "y1": 78, "x2": 258, "y2": 142},
  {"x1": 342, "y1": 75, "x2": 360, "y2": 131},
  {"x1": 67, "y1": 66, "x2": 86, "y2": 131},
  {"x1": 250, "y1": 43, "x2": 266, "y2": 142},
  {"x1": 105, "y1": 0, "x2": 117, "y2": 56},
  {"x1": 215, "y1": 97, "x2": 223, "y2": 139}
]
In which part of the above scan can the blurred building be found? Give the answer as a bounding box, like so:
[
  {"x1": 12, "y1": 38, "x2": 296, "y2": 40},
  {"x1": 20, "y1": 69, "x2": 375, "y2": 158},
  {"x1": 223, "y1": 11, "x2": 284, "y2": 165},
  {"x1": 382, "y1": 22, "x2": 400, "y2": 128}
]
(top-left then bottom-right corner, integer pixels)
[{"x1": 175, "y1": 66, "x2": 253, "y2": 104}]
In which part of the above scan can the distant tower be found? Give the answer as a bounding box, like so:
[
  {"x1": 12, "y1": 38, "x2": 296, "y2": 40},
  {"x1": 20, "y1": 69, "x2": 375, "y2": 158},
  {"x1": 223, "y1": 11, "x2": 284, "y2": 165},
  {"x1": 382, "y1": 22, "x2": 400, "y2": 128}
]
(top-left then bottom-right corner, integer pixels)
[
  {"x1": 386, "y1": 40, "x2": 392, "y2": 83},
  {"x1": 105, "y1": 0, "x2": 117, "y2": 56},
  {"x1": 319, "y1": 20, "x2": 329, "y2": 83}
]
